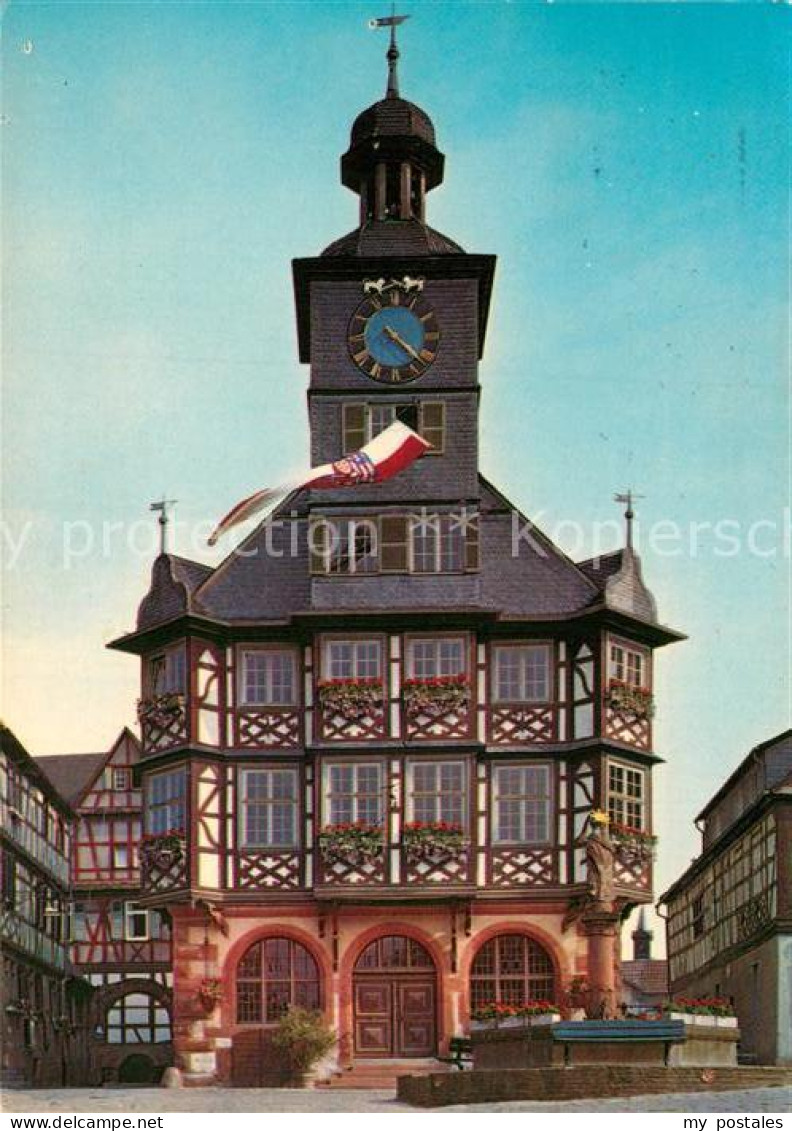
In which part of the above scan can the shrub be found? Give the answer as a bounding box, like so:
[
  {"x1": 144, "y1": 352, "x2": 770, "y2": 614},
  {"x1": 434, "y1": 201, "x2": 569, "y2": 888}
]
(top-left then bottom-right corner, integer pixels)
[{"x1": 271, "y1": 1007, "x2": 336, "y2": 1077}]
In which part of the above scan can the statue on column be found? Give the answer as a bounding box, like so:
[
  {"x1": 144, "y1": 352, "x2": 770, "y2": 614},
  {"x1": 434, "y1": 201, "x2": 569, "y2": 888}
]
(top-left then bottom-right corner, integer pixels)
[{"x1": 583, "y1": 811, "x2": 616, "y2": 910}]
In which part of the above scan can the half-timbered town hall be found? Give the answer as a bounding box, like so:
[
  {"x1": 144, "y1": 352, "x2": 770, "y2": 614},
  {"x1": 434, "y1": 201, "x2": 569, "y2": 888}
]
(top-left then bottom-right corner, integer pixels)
[{"x1": 108, "y1": 30, "x2": 682, "y2": 1085}]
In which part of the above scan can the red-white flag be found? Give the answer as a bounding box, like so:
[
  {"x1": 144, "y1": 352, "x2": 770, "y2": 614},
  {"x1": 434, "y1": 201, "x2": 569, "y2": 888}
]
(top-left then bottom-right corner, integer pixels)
[{"x1": 208, "y1": 421, "x2": 430, "y2": 546}]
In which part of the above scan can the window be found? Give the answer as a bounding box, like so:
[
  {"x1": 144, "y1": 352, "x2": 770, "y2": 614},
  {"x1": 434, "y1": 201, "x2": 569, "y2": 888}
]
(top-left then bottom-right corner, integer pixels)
[
  {"x1": 112, "y1": 845, "x2": 129, "y2": 871},
  {"x1": 691, "y1": 894, "x2": 705, "y2": 939},
  {"x1": 240, "y1": 649, "x2": 297, "y2": 706},
  {"x1": 327, "y1": 763, "x2": 383, "y2": 826},
  {"x1": 125, "y1": 902, "x2": 149, "y2": 941},
  {"x1": 146, "y1": 768, "x2": 186, "y2": 834},
  {"x1": 493, "y1": 765, "x2": 552, "y2": 843},
  {"x1": 609, "y1": 642, "x2": 646, "y2": 688},
  {"x1": 493, "y1": 645, "x2": 551, "y2": 702},
  {"x1": 470, "y1": 935, "x2": 555, "y2": 1010},
  {"x1": 608, "y1": 763, "x2": 644, "y2": 829},
  {"x1": 310, "y1": 510, "x2": 478, "y2": 575},
  {"x1": 342, "y1": 401, "x2": 445, "y2": 455},
  {"x1": 407, "y1": 637, "x2": 466, "y2": 678},
  {"x1": 236, "y1": 938, "x2": 320, "y2": 1025},
  {"x1": 149, "y1": 646, "x2": 186, "y2": 696},
  {"x1": 409, "y1": 762, "x2": 466, "y2": 825},
  {"x1": 323, "y1": 639, "x2": 382, "y2": 680},
  {"x1": 410, "y1": 514, "x2": 466, "y2": 573},
  {"x1": 105, "y1": 992, "x2": 171, "y2": 1044},
  {"x1": 240, "y1": 768, "x2": 298, "y2": 848},
  {"x1": 112, "y1": 768, "x2": 130, "y2": 791}
]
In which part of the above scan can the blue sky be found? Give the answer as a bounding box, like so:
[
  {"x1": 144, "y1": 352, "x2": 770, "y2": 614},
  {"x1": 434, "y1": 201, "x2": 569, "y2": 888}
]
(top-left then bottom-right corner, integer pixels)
[{"x1": 2, "y1": 1, "x2": 789, "y2": 932}]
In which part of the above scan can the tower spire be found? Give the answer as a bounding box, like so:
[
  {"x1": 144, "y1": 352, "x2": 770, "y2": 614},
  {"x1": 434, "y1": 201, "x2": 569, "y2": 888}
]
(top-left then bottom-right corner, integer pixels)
[
  {"x1": 369, "y1": 9, "x2": 410, "y2": 99},
  {"x1": 614, "y1": 488, "x2": 644, "y2": 551}
]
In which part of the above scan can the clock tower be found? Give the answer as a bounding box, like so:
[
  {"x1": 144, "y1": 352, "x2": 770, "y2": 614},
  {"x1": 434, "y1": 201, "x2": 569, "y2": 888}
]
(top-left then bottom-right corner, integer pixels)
[{"x1": 113, "y1": 24, "x2": 683, "y2": 1087}]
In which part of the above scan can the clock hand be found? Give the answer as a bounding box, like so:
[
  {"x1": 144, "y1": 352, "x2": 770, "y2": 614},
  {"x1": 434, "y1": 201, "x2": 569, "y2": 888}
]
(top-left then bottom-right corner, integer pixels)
[{"x1": 383, "y1": 324, "x2": 421, "y2": 362}]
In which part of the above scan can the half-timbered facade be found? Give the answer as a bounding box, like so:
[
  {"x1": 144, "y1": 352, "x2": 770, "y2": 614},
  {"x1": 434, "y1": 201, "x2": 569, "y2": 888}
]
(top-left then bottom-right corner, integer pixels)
[
  {"x1": 38, "y1": 731, "x2": 173, "y2": 1085},
  {"x1": 0, "y1": 726, "x2": 76, "y2": 1086},
  {"x1": 110, "y1": 39, "x2": 682, "y2": 1085},
  {"x1": 660, "y1": 729, "x2": 792, "y2": 1066}
]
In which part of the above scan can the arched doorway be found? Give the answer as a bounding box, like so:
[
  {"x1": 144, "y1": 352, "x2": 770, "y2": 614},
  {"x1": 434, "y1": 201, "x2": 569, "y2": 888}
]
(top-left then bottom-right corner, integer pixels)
[
  {"x1": 470, "y1": 934, "x2": 556, "y2": 1012},
  {"x1": 353, "y1": 935, "x2": 436, "y2": 1058},
  {"x1": 118, "y1": 1053, "x2": 159, "y2": 1084}
]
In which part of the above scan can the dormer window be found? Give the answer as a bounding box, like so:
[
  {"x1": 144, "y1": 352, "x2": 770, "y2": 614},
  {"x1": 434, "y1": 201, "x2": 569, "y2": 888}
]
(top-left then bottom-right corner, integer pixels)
[{"x1": 342, "y1": 402, "x2": 445, "y2": 455}]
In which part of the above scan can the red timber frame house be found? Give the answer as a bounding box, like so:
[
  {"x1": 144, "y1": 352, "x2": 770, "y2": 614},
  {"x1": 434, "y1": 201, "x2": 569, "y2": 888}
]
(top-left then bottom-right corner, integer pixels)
[{"x1": 108, "y1": 32, "x2": 683, "y2": 1086}]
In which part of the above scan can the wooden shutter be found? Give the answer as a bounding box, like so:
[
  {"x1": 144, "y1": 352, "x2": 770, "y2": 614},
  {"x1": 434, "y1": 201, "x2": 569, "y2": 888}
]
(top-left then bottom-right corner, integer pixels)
[
  {"x1": 419, "y1": 402, "x2": 445, "y2": 454},
  {"x1": 379, "y1": 516, "x2": 409, "y2": 573},
  {"x1": 465, "y1": 513, "x2": 480, "y2": 571},
  {"x1": 309, "y1": 520, "x2": 329, "y2": 575},
  {"x1": 342, "y1": 404, "x2": 366, "y2": 452}
]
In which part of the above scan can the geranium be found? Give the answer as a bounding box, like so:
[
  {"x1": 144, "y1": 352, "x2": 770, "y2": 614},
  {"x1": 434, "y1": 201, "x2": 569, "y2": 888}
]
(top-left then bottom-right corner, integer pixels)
[
  {"x1": 317, "y1": 678, "x2": 383, "y2": 720},
  {"x1": 139, "y1": 828, "x2": 186, "y2": 871},
  {"x1": 665, "y1": 997, "x2": 734, "y2": 1018},
  {"x1": 605, "y1": 679, "x2": 655, "y2": 719},
  {"x1": 402, "y1": 820, "x2": 468, "y2": 862},
  {"x1": 197, "y1": 977, "x2": 224, "y2": 1012},
  {"x1": 471, "y1": 1000, "x2": 560, "y2": 1022},
  {"x1": 403, "y1": 674, "x2": 470, "y2": 717},
  {"x1": 609, "y1": 822, "x2": 658, "y2": 859},
  {"x1": 137, "y1": 693, "x2": 186, "y2": 729},
  {"x1": 318, "y1": 821, "x2": 384, "y2": 864}
]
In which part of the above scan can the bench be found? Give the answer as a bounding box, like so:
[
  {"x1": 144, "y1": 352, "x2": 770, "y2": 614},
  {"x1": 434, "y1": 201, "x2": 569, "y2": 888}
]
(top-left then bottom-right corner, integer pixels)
[{"x1": 437, "y1": 1037, "x2": 473, "y2": 1070}]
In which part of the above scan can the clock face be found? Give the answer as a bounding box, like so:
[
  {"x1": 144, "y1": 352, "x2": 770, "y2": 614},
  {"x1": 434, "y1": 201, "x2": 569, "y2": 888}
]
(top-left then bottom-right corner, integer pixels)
[{"x1": 348, "y1": 290, "x2": 440, "y2": 384}]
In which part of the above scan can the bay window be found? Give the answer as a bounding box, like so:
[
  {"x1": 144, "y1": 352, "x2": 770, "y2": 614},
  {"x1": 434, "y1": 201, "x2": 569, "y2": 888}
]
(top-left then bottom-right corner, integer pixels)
[
  {"x1": 240, "y1": 768, "x2": 299, "y2": 848},
  {"x1": 493, "y1": 644, "x2": 551, "y2": 702},
  {"x1": 492, "y1": 764, "x2": 552, "y2": 844},
  {"x1": 326, "y1": 763, "x2": 383, "y2": 826},
  {"x1": 148, "y1": 645, "x2": 186, "y2": 696},
  {"x1": 240, "y1": 649, "x2": 297, "y2": 706}
]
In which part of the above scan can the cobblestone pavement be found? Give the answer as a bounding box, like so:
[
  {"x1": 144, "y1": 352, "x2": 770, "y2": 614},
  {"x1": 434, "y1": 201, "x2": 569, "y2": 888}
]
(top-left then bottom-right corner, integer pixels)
[{"x1": 1, "y1": 1086, "x2": 790, "y2": 1114}]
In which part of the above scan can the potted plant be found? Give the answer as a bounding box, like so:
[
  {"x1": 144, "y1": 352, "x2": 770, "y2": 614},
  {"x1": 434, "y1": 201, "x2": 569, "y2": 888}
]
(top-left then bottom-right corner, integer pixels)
[
  {"x1": 664, "y1": 997, "x2": 736, "y2": 1027},
  {"x1": 605, "y1": 679, "x2": 655, "y2": 719},
  {"x1": 317, "y1": 678, "x2": 383, "y2": 720},
  {"x1": 139, "y1": 827, "x2": 186, "y2": 872},
  {"x1": 318, "y1": 822, "x2": 384, "y2": 865},
  {"x1": 271, "y1": 1007, "x2": 337, "y2": 1087},
  {"x1": 470, "y1": 1001, "x2": 561, "y2": 1030},
  {"x1": 197, "y1": 977, "x2": 223, "y2": 1014},
  {"x1": 609, "y1": 822, "x2": 658, "y2": 860},
  {"x1": 137, "y1": 692, "x2": 186, "y2": 729},
  {"x1": 402, "y1": 821, "x2": 468, "y2": 863},
  {"x1": 403, "y1": 674, "x2": 470, "y2": 718}
]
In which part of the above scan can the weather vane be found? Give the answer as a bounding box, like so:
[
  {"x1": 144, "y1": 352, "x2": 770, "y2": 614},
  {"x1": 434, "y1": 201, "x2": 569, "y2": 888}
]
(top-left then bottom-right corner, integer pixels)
[
  {"x1": 369, "y1": 6, "x2": 410, "y2": 98},
  {"x1": 150, "y1": 496, "x2": 178, "y2": 555},
  {"x1": 614, "y1": 489, "x2": 644, "y2": 551}
]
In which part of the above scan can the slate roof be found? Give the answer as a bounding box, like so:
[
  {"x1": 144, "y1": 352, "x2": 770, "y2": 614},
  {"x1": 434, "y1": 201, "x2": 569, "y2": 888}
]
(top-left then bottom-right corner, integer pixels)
[
  {"x1": 322, "y1": 220, "x2": 464, "y2": 258},
  {"x1": 0, "y1": 725, "x2": 75, "y2": 815},
  {"x1": 578, "y1": 551, "x2": 625, "y2": 586},
  {"x1": 350, "y1": 97, "x2": 436, "y2": 148},
  {"x1": 35, "y1": 752, "x2": 107, "y2": 807}
]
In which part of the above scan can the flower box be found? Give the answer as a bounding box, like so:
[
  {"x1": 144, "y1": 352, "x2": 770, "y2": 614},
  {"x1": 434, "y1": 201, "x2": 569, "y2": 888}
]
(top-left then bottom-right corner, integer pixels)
[
  {"x1": 137, "y1": 693, "x2": 186, "y2": 729},
  {"x1": 318, "y1": 822, "x2": 384, "y2": 865},
  {"x1": 403, "y1": 675, "x2": 470, "y2": 718},
  {"x1": 609, "y1": 822, "x2": 658, "y2": 860},
  {"x1": 470, "y1": 1001, "x2": 561, "y2": 1030},
  {"x1": 402, "y1": 821, "x2": 468, "y2": 863},
  {"x1": 716, "y1": 1016, "x2": 738, "y2": 1029},
  {"x1": 317, "y1": 679, "x2": 383, "y2": 720},
  {"x1": 665, "y1": 998, "x2": 736, "y2": 1025},
  {"x1": 139, "y1": 828, "x2": 186, "y2": 872},
  {"x1": 529, "y1": 1013, "x2": 561, "y2": 1026},
  {"x1": 605, "y1": 679, "x2": 654, "y2": 719}
]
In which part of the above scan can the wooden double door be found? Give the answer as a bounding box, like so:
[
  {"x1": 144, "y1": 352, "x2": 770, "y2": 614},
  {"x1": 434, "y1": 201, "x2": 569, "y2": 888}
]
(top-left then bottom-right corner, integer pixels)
[{"x1": 352, "y1": 936, "x2": 437, "y2": 1058}]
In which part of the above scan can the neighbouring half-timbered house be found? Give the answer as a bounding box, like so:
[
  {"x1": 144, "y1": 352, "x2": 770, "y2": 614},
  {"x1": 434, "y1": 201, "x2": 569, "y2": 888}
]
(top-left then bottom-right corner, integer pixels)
[
  {"x1": 38, "y1": 730, "x2": 174, "y2": 1084},
  {"x1": 0, "y1": 726, "x2": 77, "y2": 1086},
  {"x1": 108, "y1": 37, "x2": 683, "y2": 1085},
  {"x1": 660, "y1": 729, "x2": 792, "y2": 1066}
]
